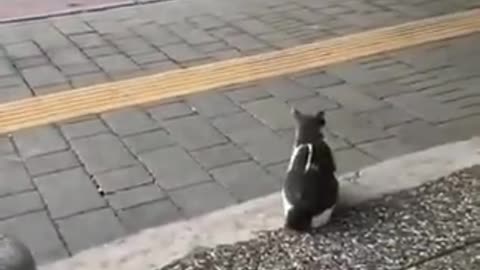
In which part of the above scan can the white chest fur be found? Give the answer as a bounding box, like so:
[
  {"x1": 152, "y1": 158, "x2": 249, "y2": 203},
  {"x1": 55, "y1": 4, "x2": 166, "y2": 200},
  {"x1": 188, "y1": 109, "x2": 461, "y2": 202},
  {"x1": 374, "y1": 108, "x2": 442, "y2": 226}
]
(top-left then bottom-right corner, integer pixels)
[
  {"x1": 311, "y1": 206, "x2": 334, "y2": 228},
  {"x1": 281, "y1": 188, "x2": 292, "y2": 217}
]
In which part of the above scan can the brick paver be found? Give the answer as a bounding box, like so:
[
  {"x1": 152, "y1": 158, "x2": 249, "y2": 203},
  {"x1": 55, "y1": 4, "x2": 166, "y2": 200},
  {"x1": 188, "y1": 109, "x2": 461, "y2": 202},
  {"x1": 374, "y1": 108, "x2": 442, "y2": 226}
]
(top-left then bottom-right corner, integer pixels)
[{"x1": 0, "y1": 0, "x2": 480, "y2": 266}]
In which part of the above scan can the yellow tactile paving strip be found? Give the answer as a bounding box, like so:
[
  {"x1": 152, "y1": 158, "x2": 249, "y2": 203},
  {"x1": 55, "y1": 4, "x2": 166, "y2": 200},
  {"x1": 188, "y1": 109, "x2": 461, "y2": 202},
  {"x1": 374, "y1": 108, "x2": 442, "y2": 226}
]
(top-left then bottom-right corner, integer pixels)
[{"x1": 1, "y1": 9, "x2": 480, "y2": 134}]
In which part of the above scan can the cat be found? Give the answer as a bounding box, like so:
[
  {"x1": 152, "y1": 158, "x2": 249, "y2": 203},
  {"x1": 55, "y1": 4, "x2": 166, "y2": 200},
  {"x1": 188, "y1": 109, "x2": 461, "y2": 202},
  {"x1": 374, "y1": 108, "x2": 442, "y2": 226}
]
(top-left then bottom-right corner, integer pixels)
[
  {"x1": 0, "y1": 234, "x2": 36, "y2": 270},
  {"x1": 282, "y1": 108, "x2": 339, "y2": 232}
]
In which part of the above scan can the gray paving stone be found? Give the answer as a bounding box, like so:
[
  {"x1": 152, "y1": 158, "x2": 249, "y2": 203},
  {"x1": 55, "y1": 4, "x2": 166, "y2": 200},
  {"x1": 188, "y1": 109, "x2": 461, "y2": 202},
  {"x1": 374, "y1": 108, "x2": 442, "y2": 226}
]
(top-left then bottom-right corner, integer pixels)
[
  {"x1": 93, "y1": 54, "x2": 139, "y2": 76},
  {"x1": 357, "y1": 137, "x2": 415, "y2": 161},
  {"x1": 287, "y1": 95, "x2": 339, "y2": 114},
  {"x1": 402, "y1": 75, "x2": 455, "y2": 93},
  {"x1": 83, "y1": 46, "x2": 119, "y2": 57},
  {"x1": 191, "y1": 143, "x2": 250, "y2": 170},
  {"x1": 0, "y1": 191, "x2": 43, "y2": 220},
  {"x1": 0, "y1": 75, "x2": 24, "y2": 89},
  {"x1": 194, "y1": 41, "x2": 231, "y2": 53},
  {"x1": 318, "y1": 84, "x2": 386, "y2": 112},
  {"x1": 242, "y1": 97, "x2": 294, "y2": 130},
  {"x1": 0, "y1": 211, "x2": 68, "y2": 264},
  {"x1": 242, "y1": 134, "x2": 291, "y2": 165},
  {"x1": 20, "y1": 65, "x2": 67, "y2": 88},
  {"x1": 286, "y1": 7, "x2": 332, "y2": 24},
  {"x1": 439, "y1": 115, "x2": 480, "y2": 142},
  {"x1": 56, "y1": 208, "x2": 125, "y2": 253},
  {"x1": 358, "y1": 106, "x2": 417, "y2": 129},
  {"x1": 33, "y1": 83, "x2": 72, "y2": 96},
  {"x1": 123, "y1": 129, "x2": 174, "y2": 154},
  {"x1": 292, "y1": 70, "x2": 345, "y2": 89},
  {"x1": 187, "y1": 92, "x2": 241, "y2": 118},
  {"x1": 54, "y1": 19, "x2": 93, "y2": 35},
  {"x1": 0, "y1": 157, "x2": 33, "y2": 197},
  {"x1": 110, "y1": 37, "x2": 156, "y2": 56},
  {"x1": 148, "y1": 101, "x2": 196, "y2": 120},
  {"x1": 179, "y1": 58, "x2": 215, "y2": 68},
  {"x1": 168, "y1": 22, "x2": 217, "y2": 45},
  {"x1": 25, "y1": 150, "x2": 79, "y2": 176},
  {"x1": 60, "y1": 118, "x2": 108, "y2": 139},
  {"x1": 140, "y1": 60, "x2": 179, "y2": 72},
  {"x1": 208, "y1": 26, "x2": 243, "y2": 39},
  {"x1": 107, "y1": 184, "x2": 166, "y2": 210},
  {"x1": 69, "y1": 72, "x2": 109, "y2": 88},
  {"x1": 189, "y1": 15, "x2": 226, "y2": 30},
  {"x1": 327, "y1": 62, "x2": 396, "y2": 86},
  {"x1": 4, "y1": 42, "x2": 43, "y2": 59},
  {"x1": 94, "y1": 165, "x2": 153, "y2": 193},
  {"x1": 394, "y1": 71, "x2": 438, "y2": 86},
  {"x1": 222, "y1": 34, "x2": 269, "y2": 52},
  {"x1": 160, "y1": 43, "x2": 206, "y2": 62},
  {"x1": 225, "y1": 85, "x2": 272, "y2": 104},
  {"x1": 163, "y1": 115, "x2": 228, "y2": 150},
  {"x1": 0, "y1": 60, "x2": 15, "y2": 76},
  {"x1": 387, "y1": 92, "x2": 461, "y2": 123},
  {"x1": 139, "y1": 146, "x2": 211, "y2": 190},
  {"x1": 13, "y1": 56, "x2": 50, "y2": 69},
  {"x1": 0, "y1": 137, "x2": 14, "y2": 155},
  {"x1": 169, "y1": 181, "x2": 236, "y2": 217},
  {"x1": 393, "y1": 47, "x2": 450, "y2": 72},
  {"x1": 334, "y1": 147, "x2": 378, "y2": 174},
  {"x1": 102, "y1": 108, "x2": 160, "y2": 136},
  {"x1": 265, "y1": 161, "x2": 288, "y2": 182},
  {"x1": 34, "y1": 168, "x2": 106, "y2": 219},
  {"x1": 13, "y1": 126, "x2": 68, "y2": 158},
  {"x1": 390, "y1": 120, "x2": 453, "y2": 151},
  {"x1": 71, "y1": 133, "x2": 137, "y2": 173},
  {"x1": 117, "y1": 199, "x2": 181, "y2": 233},
  {"x1": 356, "y1": 80, "x2": 417, "y2": 99},
  {"x1": 88, "y1": 21, "x2": 132, "y2": 35},
  {"x1": 47, "y1": 47, "x2": 90, "y2": 66},
  {"x1": 59, "y1": 63, "x2": 101, "y2": 76},
  {"x1": 231, "y1": 18, "x2": 276, "y2": 35},
  {"x1": 137, "y1": 27, "x2": 182, "y2": 47},
  {"x1": 207, "y1": 49, "x2": 242, "y2": 60},
  {"x1": 70, "y1": 33, "x2": 109, "y2": 48},
  {"x1": 212, "y1": 112, "x2": 275, "y2": 145},
  {"x1": 258, "y1": 32, "x2": 301, "y2": 49},
  {"x1": 210, "y1": 161, "x2": 280, "y2": 202},
  {"x1": 130, "y1": 51, "x2": 168, "y2": 65},
  {"x1": 260, "y1": 78, "x2": 316, "y2": 101},
  {"x1": 326, "y1": 110, "x2": 392, "y2": 144}
]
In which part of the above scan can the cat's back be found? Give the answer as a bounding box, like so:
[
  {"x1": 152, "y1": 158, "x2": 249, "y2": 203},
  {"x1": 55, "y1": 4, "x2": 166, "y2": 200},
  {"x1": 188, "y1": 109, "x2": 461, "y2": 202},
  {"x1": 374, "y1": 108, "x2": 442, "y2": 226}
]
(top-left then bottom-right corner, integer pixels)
[{"x1": 284, "y1": 168, "x2": 337, "y2": 210}]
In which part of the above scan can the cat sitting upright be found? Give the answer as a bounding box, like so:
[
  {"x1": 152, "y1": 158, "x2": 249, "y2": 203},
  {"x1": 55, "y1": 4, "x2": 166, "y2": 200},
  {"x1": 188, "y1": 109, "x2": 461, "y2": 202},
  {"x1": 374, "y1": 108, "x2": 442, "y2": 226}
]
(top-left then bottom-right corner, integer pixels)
[{"x1": 282, "y1": 108, "x2": 338, "y2": 232}]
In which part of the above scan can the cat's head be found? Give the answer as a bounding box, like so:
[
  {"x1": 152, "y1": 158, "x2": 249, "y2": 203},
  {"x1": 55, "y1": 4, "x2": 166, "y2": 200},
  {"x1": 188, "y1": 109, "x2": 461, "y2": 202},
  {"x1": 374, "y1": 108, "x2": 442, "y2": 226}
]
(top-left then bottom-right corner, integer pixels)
[{"x1": 291, "y1": 108, "x2": 326, "y2": 143}]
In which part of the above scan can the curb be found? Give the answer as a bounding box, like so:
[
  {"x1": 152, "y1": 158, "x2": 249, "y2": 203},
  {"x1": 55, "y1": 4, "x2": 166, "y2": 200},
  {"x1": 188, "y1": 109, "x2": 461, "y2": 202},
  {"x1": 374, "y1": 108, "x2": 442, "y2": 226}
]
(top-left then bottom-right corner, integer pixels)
[
  {"x1": 0, "y1": 0, "x2": 170, "y2": 24},
  {"x1": 41, "y1": 137, "x2": 480, "y2": 270}
]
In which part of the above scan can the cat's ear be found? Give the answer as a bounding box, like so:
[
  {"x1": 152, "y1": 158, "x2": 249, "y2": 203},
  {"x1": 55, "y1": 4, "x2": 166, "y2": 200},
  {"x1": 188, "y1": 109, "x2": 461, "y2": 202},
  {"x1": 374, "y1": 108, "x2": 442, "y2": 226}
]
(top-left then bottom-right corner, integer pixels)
[
  {"x1": 315, "y1": 111, "x2": 326, "y2": 126},
  {"x1": 291, "y1": 108, "x2": 304, "y2": 122}
]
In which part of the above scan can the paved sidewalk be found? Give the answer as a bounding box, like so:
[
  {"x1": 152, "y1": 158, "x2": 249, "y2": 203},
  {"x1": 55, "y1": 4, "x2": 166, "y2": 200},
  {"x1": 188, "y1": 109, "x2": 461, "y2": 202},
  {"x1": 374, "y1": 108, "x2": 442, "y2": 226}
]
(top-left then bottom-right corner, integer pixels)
[{"x1": 1, "y1": 0, "x2": 480, "y2": 266}]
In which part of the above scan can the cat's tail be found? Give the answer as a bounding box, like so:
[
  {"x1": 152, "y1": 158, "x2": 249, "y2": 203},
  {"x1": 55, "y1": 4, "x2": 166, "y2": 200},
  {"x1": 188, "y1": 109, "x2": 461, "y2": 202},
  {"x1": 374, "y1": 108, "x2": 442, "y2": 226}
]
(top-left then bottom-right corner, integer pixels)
[{"x1": 285, "y1": 207, "x2": 311, "y2": 232}]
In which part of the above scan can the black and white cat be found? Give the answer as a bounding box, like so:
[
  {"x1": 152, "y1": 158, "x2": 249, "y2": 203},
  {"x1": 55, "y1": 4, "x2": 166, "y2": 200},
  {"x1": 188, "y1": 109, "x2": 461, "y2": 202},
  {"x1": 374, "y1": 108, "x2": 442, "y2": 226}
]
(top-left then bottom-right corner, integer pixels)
[{"x1": 282, "y1": 108, "x2": 338, "y2": 232}]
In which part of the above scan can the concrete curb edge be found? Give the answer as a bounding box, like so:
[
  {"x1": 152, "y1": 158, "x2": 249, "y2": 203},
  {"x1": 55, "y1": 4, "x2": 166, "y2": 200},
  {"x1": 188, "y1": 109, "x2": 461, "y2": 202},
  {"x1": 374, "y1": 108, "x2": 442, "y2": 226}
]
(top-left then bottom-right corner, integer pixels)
[{"x1": 41, "y1": 136, "x2": 480, "y2": 270}]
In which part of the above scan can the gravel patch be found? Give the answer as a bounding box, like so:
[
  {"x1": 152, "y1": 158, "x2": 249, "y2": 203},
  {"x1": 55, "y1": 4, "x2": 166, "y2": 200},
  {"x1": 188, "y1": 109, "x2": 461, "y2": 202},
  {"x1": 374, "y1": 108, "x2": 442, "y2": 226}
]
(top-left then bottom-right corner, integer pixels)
[
  {"x1": 159, "y1": 166, "x2": 480, "y2": 270},
  {"x1": 407, "y1": 243, "x2": 480, "y2": 270}
]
